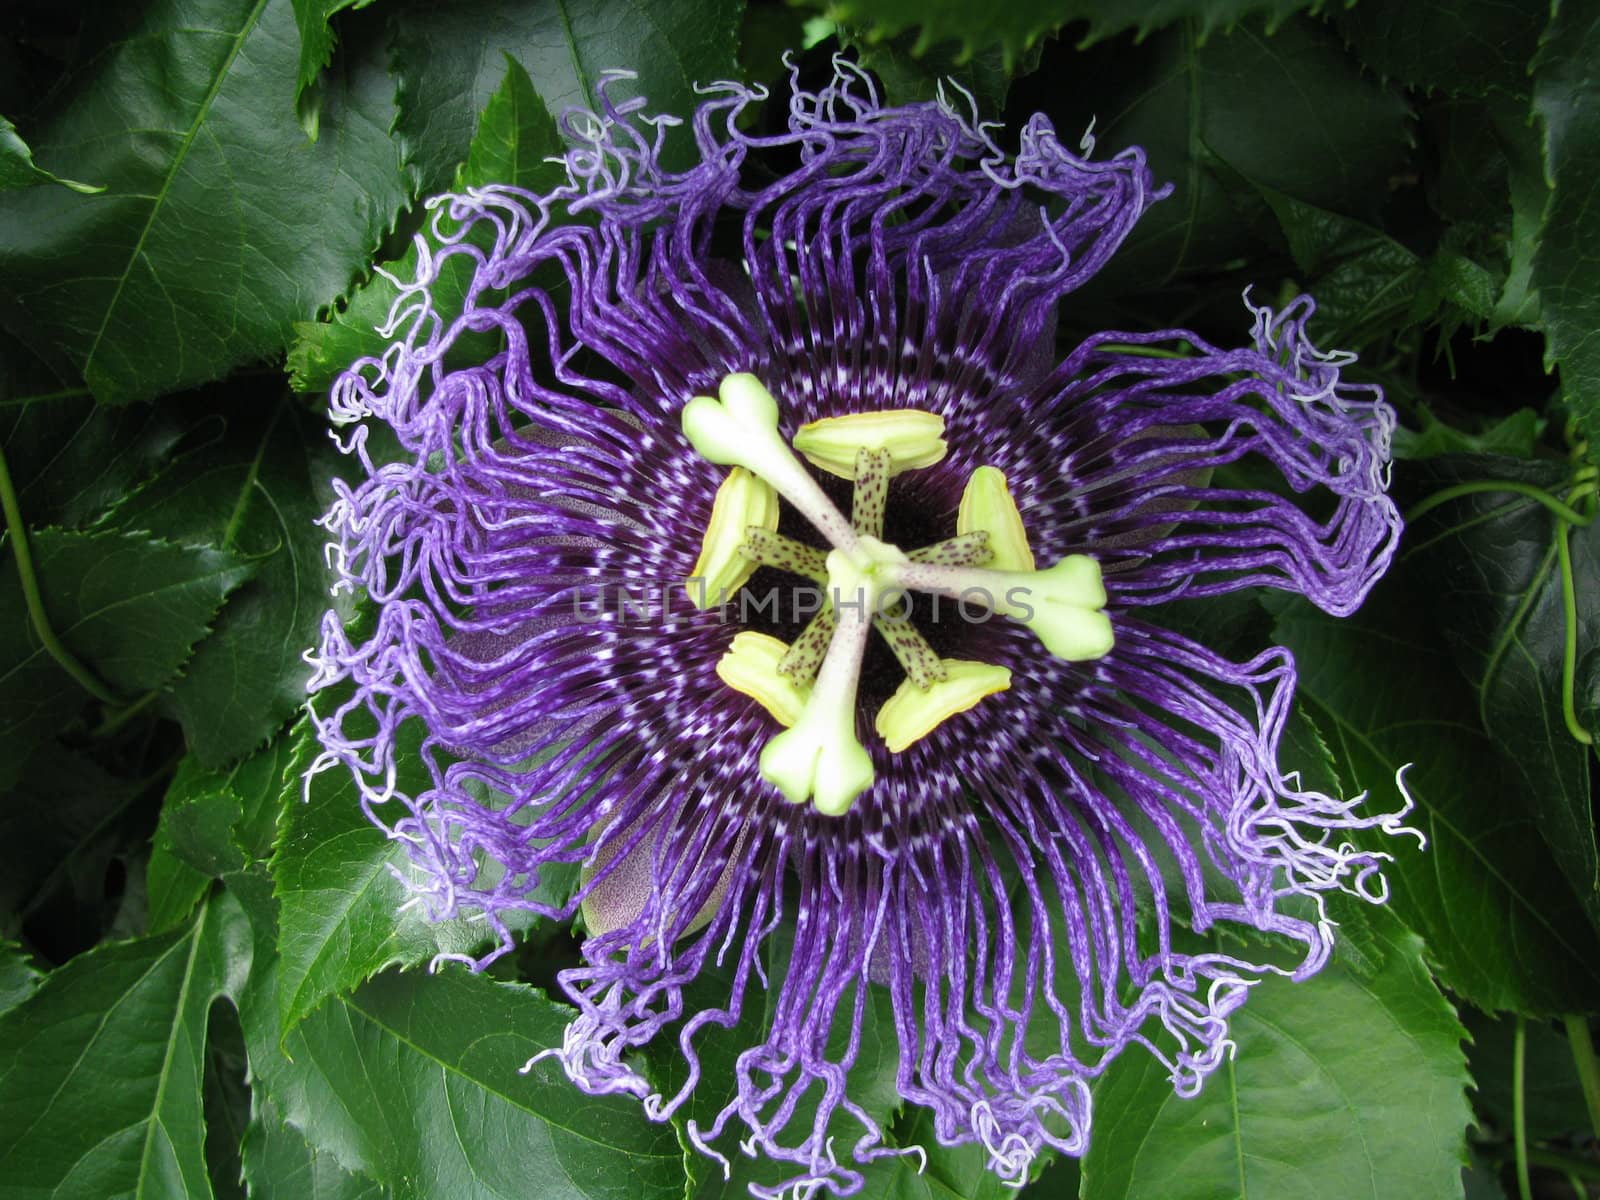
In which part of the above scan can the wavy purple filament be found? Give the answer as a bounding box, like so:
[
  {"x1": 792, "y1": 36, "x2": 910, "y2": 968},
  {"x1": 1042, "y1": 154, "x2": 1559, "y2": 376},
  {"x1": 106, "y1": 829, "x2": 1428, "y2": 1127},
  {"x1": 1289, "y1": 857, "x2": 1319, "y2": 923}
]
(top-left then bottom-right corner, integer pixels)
[{"x1": 307, "y1": 59, "x2": 1412, "y2": 1197}]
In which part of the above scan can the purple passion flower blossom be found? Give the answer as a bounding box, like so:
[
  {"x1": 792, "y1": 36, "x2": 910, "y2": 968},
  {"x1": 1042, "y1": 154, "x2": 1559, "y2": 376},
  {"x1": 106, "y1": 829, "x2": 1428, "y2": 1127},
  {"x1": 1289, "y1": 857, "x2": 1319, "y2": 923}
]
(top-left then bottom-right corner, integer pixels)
[{"x1": 307, "y1": 61, "x2": 1415, "y2": 1198}]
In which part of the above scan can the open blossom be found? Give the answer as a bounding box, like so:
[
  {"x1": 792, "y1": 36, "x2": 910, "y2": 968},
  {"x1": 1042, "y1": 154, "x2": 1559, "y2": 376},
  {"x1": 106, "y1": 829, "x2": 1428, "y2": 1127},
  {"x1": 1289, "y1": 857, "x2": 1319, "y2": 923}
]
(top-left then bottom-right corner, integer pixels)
[{"x1": 307, "y1": 59, "x2": 1414, "y2": 1197}]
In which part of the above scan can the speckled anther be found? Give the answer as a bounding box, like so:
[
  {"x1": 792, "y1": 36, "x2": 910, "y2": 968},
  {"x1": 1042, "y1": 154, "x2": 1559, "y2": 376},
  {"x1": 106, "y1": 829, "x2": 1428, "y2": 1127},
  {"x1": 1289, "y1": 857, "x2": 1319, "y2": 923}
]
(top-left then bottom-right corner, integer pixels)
[
  {"x1": 778, "y1": 610, "x2": 835, "y2": 683},
  {"x1": 739, "y1": 527, "x2": 828, "y2": 583},
  {"x1": 908, "y1": 531, "x2": 993, "y2": 567},
  {"x1": 851, "y1": 447, "x2": 891, "y2": 537},
  {"x1": 874, "y1": 611, "x2": 948, "y2": 689}
]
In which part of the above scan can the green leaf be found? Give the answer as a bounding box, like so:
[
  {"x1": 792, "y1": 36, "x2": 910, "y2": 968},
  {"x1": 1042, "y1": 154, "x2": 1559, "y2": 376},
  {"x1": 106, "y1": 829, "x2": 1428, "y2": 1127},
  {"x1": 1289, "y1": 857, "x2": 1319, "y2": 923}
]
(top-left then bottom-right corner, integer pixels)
[
  {"x1": 241, "y1": 1093, "x2": 389, "y2": 1200},
  {"x1": 1079, "y1": 922, "x2": 1470, "y2": 1200},
  {"x1": 270, "y1": 718, "x2": 575, "y2": 1036},
  {"x1": 149, "y1": 734, "x2": 297, "y2": 935},
  {"x1": 162, "y1": 757, "x2": 251, "y2": 879},
  {"x1": 457, "y1": 54, "x2": 565, "y2": 194},
  {"x1": 1270, "y1": 573, "x2": 1600, "y2": 1013},
  {"x1": 1532, "y1": 0, "x2": 1600, "y2": 461},
  {"x1": 1252, "y1": 184, "x2": 1432, "y2": 348},
  {"x1": 806, "y1": 0, "x2": 1321, "y2": 65},
  {"x1": 0, "y1": 742, "x2": 149, "y2": 949},
  {"x1": 389, "y1": 0, "x2": 743, "y2": 196},
  {"x1": 148, "y1": 832, "x2": 218, "y2": 936},
  {"x1": 1402, "y1": 457, "x2": 1599, "y2": 927},
  {"x1": 186, "y1": 733, "x2": 303, "y2": 871},
  {"x1": 0, "y1": 942, "x2": 41, "y2": 1018},
  {"x1": 0, "y1": 114, "x2": 100, "y2": 193},
  {"x1": 1393, "y1": 408, "x2": 1545, "y2": 461},
  {"x1": 0, "y1": 0, "x2": 410, "y2": 405},
  {"x1": 0, "y1": 528, "x2": 252, "y2": 773},
  {"x1": 852, "y1": 1107, "x2": 1023, "y2": 1200},
  {"x1": 110, "y1": 399, "x2": 345, "y2": 766},
  {"x1": 232, "y1": 869, "x2": 682, "y2": 1200},
  {"x1": 288, "y1": 0, "x2": 376, "y2": 130},
  {"x1": 203, "y1": 999, "x2": 252, "y2": 1200},
  {"x1": 270, "y1": 971, "x2": 685, "y2": 1200},
  {"x1": 289, "y1": 53, "x2": 565, "y2": 393},
  {"x1": 0, "y1": 893, "x2": 253, "y2": 1199},
  {"x1": 843, "y1": 32, "x2": 1038, "y2": 113},
  {"x1": 1335, "y1": 0, "x2": 1544, "y2": 98},
  {"x1": 1039, "y1": 16, "x2": 1411, "y2": 295},
  {"x1": 0, "y1": 393, "x2": 188, "y2": 530},
  {"x1": 1492, "y1": 104, "x2": 1550, "y2": 332},
  {"x1": 1273, "y1": 708, "x2": 1410, "y2": 982},
  {"x1": 1245, "y1": 168, "x2": 1521, "y2": 349},
  {"x1": 0, "y1": 527, "x2": 251, "y2": 699},
  {"x1": 1426, "y1": 96, "x2": 1548, "y2": 332}
]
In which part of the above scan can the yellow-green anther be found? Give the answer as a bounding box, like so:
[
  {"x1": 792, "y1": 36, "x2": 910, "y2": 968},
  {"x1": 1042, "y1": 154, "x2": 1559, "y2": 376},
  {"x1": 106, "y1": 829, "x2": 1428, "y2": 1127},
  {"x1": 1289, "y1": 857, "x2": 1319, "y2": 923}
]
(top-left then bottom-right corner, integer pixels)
[
  {"x1": 908, "y1": 531, "x2": 993, "y2": 567},
  {"x1": 876, "y1": 660, "x2": 1012, "y2": 753},
  {"x1": 851, "y1": 447, "x2": 891, "y2": 536},
  {"x1": 739, "y1": 527, "x2": 828, "y2": 583},
  {"x1": 682, "y1": 374, "x2": 863, "y2": 559},
  {"x1": 684, "y1": 467, "x2": 779, "y2": 608},
  {"x1": 758, "y1": 550, "x2": 878, "y2": 816},
  {"x1": 957, "y1": 466, "x2": 1035, "y2": 572},
  {"x1": 716, "y1": 631, "x2": 812, "y2": 727},
  {"x1": 792, "y1": 409, "x2": 948, "y2": 480},
  {"x1": 889, "y1": 555, "x2": 1114, "y2": 663}
]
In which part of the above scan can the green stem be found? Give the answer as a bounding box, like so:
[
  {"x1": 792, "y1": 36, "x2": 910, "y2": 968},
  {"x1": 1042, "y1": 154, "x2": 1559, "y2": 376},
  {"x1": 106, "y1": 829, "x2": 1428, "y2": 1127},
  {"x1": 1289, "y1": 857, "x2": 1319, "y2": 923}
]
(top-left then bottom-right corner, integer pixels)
[
  {"x1": 1484, "y1": 1144, "x2": 1600, "y2": 1183},
  {"x1": 1514, "y1": 1017, "x2": 1534, "y2": 1200},
  {"x1": 1409, "y1": 476, "x2": 1596, "y2": 748},
  {"x1": 90, "y1": 688, "x2": 161, "y2": 739},
  {"x1": 1094, "y1": 342, "x2": 1195, "y2": 360},
  {"x1": 1525, "y1": 1148, "x2": 1600, "y2": 1183},
  {"x1": 1555, "y1": 521, "x2": 1595, "y2": 746},
  {"x1": 0, "y1": 385, "x2": 94, "y2": 409},
  {"x1": 1405, "y1": 479, "x2": 1597, "y2": 527},
  {"x1": 1564, "y1": 1015, "x2": 1600, "y2": 1142},
  {"x1": 0, "y1": 438, "x2": 123, "y2": 705}
]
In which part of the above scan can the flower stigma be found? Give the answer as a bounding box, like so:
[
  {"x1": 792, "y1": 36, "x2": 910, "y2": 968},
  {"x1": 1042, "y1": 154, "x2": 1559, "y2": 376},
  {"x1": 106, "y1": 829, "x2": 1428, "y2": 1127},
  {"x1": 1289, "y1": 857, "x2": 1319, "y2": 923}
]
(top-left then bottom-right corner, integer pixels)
[
  {"x1": 686, "y1": 373, "x2": 1116, "y2": 815},
  {"x1": 758, "y1": 548, "x2": 883, "y2": 815}
]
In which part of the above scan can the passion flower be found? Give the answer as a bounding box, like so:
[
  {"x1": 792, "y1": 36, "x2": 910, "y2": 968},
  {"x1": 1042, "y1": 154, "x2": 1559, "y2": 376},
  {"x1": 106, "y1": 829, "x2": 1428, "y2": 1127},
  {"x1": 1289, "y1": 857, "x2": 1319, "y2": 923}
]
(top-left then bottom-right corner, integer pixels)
[{"x1": 307, "y1": 59, "x2": 1413, "y2": 1198}]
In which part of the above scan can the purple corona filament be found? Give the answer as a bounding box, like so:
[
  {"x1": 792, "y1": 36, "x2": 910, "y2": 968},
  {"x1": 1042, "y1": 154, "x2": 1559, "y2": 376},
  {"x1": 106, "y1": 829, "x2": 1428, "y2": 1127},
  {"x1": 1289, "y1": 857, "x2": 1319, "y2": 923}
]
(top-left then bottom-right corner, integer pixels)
[{"x1": 306, "y1": 59, "x2": 1416, "y2": 1198}]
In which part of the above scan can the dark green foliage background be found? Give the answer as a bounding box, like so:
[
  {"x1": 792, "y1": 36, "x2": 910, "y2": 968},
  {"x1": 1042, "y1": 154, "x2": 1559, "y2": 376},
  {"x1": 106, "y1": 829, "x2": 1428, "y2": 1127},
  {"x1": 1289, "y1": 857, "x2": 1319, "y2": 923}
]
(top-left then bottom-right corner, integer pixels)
[{"x1": 1, "y1": 0, "x2": 1598, "y2": 1197}]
